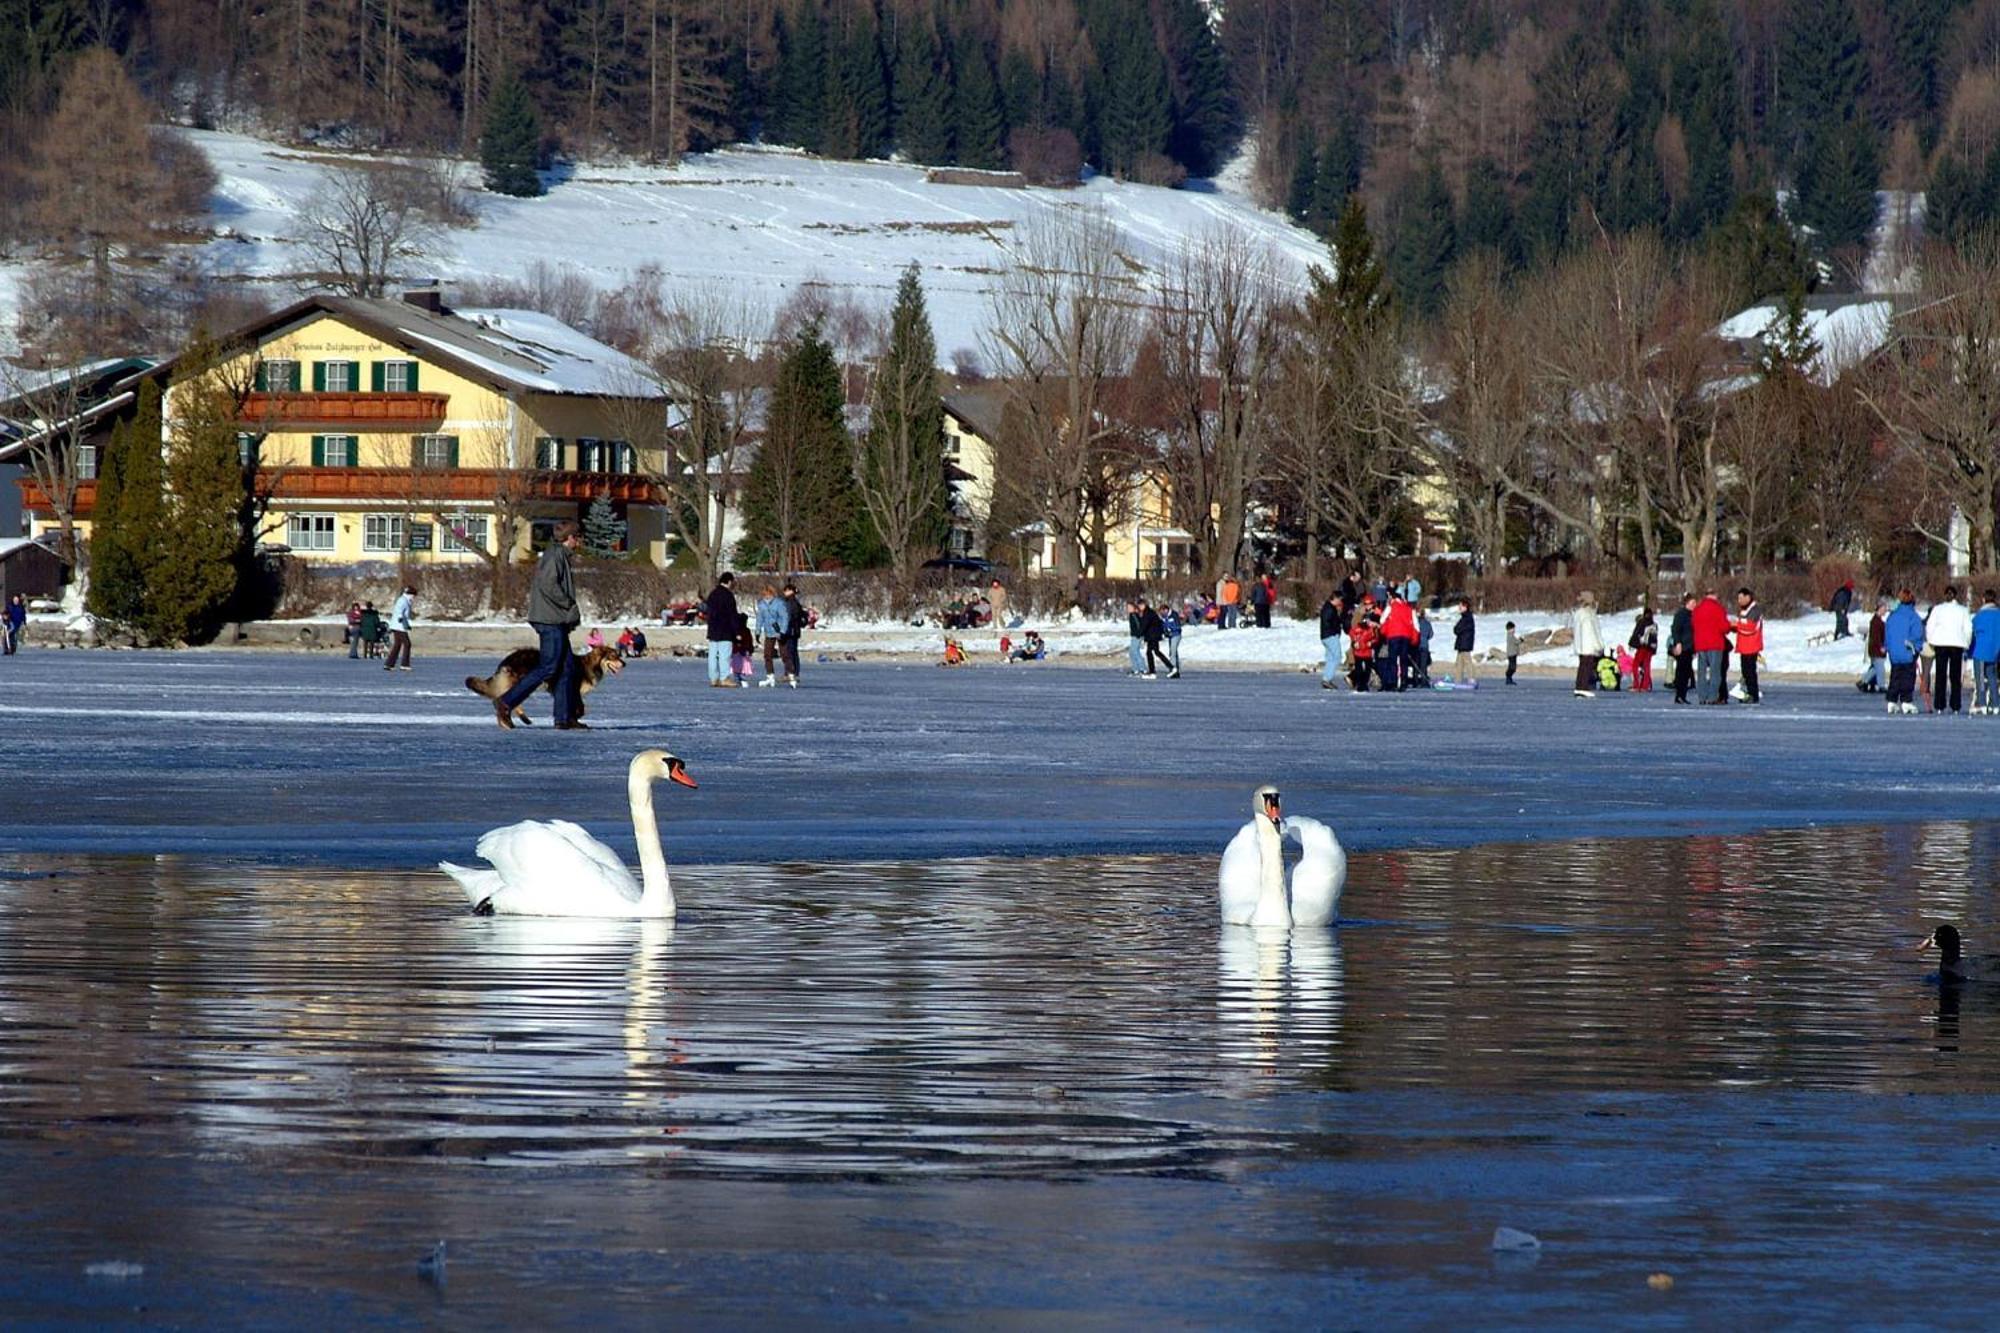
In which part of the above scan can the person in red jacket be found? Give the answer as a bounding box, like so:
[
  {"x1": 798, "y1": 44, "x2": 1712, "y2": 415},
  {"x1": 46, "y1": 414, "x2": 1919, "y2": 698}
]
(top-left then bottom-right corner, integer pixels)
[
  {"x1": 1379, "y1": 593, "x2": 1418, "y2": 691},
  {"x1": 1729, "y1": 586, "x2": 1765, "y2": 703},
  {"x1": 1349, "y1": 613, "x2": 1379, "y2": 692},
  {"x1": 1691, "y1": 590, "x2": 1732, "y2": 704}
]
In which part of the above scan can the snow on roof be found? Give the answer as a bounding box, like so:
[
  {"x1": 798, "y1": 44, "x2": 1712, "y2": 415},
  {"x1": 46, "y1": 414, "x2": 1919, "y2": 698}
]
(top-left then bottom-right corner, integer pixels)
[
  {"x1": 329, "y1": 298, "x2": 660, "y2": 398},
  {"x1": 1714, "y1": 298, "x2": 1894, "y2": 385},
  {"x1": 0, "y1": 537, "x2": 54, "y2": 559}
]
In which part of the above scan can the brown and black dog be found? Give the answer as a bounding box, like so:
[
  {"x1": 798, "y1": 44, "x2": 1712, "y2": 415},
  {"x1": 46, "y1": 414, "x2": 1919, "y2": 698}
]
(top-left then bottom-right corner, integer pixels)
[{"x1": 467, "y1": 644, "x2": 624, "y2": 726}]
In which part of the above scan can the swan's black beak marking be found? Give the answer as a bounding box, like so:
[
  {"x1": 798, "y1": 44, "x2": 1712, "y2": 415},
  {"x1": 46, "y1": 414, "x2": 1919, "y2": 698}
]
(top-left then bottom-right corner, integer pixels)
[{"x1": 669, "y1": 760, "x2": 698, "y2": 789}]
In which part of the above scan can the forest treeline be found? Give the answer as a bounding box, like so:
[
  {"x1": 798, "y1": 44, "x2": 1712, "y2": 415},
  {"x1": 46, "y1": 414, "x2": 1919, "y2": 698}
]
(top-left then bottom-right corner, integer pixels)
[{"x1": 8, "y1": 0, "x2": 2000, "y2": 296}]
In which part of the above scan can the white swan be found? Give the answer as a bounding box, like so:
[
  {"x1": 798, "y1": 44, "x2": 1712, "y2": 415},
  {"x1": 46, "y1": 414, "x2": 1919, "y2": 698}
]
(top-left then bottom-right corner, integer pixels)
[
  {"x1": 1218, "y1": 784, "x2": 1347, "y2": 927},
  {"x1": 440, "y1": 749, "x2": 697, "y2": 918}
]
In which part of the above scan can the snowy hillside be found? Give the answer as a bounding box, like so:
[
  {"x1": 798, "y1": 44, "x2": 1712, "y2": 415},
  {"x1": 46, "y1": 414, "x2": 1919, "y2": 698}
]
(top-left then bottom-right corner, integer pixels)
[{"x1": 2, "y1": 132, "x2": 1328, "y2": 361}]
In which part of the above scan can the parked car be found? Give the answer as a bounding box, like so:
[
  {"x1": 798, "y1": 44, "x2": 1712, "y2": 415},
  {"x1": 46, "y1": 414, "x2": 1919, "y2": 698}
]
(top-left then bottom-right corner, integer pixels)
[{"x1": 921, "y1": 555, "x2": 997, "y2": 574}]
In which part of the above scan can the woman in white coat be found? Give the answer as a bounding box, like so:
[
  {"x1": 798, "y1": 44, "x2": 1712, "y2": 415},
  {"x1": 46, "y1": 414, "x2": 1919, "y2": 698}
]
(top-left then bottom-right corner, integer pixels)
[{"x1": 1572, "y1": 590, "x2": 1606, "y2": 698}]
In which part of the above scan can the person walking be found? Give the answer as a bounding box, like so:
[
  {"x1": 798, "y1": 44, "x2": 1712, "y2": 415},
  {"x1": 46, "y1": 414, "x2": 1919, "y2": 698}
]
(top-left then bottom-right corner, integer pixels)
[
  {"x1": 1667, "y1": 594, "x2": 1696, "y2": 704},
  {"x1": 1830, "y1": 579, "x2": 1855, "y2": 641},
  {"x1": 1218, "y1": 573, "x2": 1241, "y2": 630},
  {"x1": 1349, "y1": 610, "x2": 1379, "y2": 692},
  {"x1": 1250, "y1": 568, "x2": 1274, "y2": 629},
  {"x1": 1885, "y1": 589, "x2": 1925, "y2": 715},
  {"x1": 1629, "y1": 607, "x2": 1658, "y2": 692},
  {"x1": 1125, "y1": 599, "x2": 1146, "y2": 675},
  {"x1": 1692, "y1": 590, "x2": 1731, "y2": 704},
  {"x1": 383, "y1": 585, "x2": 415, "y2": 671},
  {"x1": 1860, "y1": 598, "x2": 1889, "y2": 693},
  {"x1": 1381, "y1": 591, "x2": 1418, "y2": 692},
  {"x1": 1163, "y1": 604, "x2": 1183, "y2": 677},
  {"x1": 1413, "y1": 606, "x2": 1434, "y2": 686},
  {"x1": 779, "y1": 582, "x2": 806, "y2": 687},
  {"x1": 1319, "y1": 590, "x2": 1346, "y2": 690},
  {"x1": 1, "y1": 593, "x2": 22, "y2": 654},
  {"x1": 1572, "y1": 591, "x2": 1606, "y2": 698},
  {"x1": 1504, "y1": 621, "x2": 1521, "y2": 684},
  {"x1": 1728, "y1": 588, "x2": 1765, "y2": 704},
  {"x1": 344, "y1": 601, "x2": 363, "y2": 659},
  {"x1": 755, "y1": 584, "x2": 790, "y2": 687},
  {"x1": 358, "y1": 601, "x2": 382, "y2": 659},
  {"x1": 1972, "y1": 590, "x2": 2000, "y2": 715},
  {"x1": 1451, "y1": 598, "x2": 1477, "y2": 685},
  {"x1": 988, "y1": 578, "x2": 1010, "y2": 630},
  {"x1": 1140, "y1": 598, "x2": 1173, "y2": 678},
  {"x1": 1927, "y1": 585, "x2": 1972, "y2": 715},
  {"x1": 495, "y1": 519, "x2": 583, "y2": 730},
  {"x1": 704, "y1": 572, "x2": 739, "y2": 687}
]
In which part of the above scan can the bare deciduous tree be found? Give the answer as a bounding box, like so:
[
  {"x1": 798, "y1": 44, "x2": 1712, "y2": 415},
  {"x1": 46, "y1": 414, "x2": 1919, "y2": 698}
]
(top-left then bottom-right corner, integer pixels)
[
  {"x1": 983, "y1": 208, "x2": 1142, "y2": 579},
  {"x1": 290, "y1": 162, "x2": 442, "y2": 298}
]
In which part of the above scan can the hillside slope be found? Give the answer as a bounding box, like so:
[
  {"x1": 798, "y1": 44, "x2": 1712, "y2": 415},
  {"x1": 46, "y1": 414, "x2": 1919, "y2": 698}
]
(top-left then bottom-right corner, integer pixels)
[{"x1": 5, "y1": 132, "x2": 1326, "y2": 363}]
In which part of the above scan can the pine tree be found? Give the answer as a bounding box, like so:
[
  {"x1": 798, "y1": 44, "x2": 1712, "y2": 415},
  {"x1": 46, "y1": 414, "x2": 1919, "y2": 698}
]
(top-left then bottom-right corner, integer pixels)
[
  {"x1": 822, "y1": 7, "x2": 888, "y2": 159},
  {"x1": 1098, "y1": 27, "x2": 1173, "y2": 177},
  {"x1": 768, "y1": 3, "x2": 827, "y2": 151},
  {"x1": 1521, "y1": 35, "x2": 1623, "y2": 256},
  {"x1": 1160, "y1": 0, "x2": 1235, "y2": 177},
  {"x1": 146, "y1": 369, "x2": 246, "y2": 645},
  {"x1": 1756, "y1": 282, "x2": 1821, "y2": 380},
  {"x1": 85, "y1": 380, "x2": 163, "y2": 630},
  {"x1": 1388, "y1": 163, "x2": 1456, "y2": 319},
  {"x1": 856, "y1": 263, "x2": 949, "y2": 577},
  {"x1": 892, "y1": 17, "x2": 954, "y2": 165},
  {"x1": 1775, "y1": 0, "x2": 1868, "y2": 160},
  {"x1": 952, "y1": 39, "x2": 1005, "y2": 169},
  {"x1": 744, "y1": 321, "x2": 873, "y2": 569},
  {"x1": 1286, "y1": 133, "x2": 1319, "y2": 223},
  {"x1": 1709, "y1": 188, "x2": 1816, "y2": 305},
  {"x1": 582, "y1": 493, "x2": 626, "y2": 555},
  {"x1": 1673, "y1": 0, "x2": 1738, "y2": 232},
  {"x1": 1311, "y1": 196, "x2": 1390, "y2": 331},
  {"x1": 480, "y1": 76, "x2": 544, "y2": 197},
  {"x1": 1794, "y1": 120, "x2": 1879, "y2": 251},
  {"x1": 1926, "y1": 153, "x2": 1983, "y2": 250},
  {"x1": 1310, "y1": 118, "x2": 1361, "y2": 233},
  {"x1": 1459, "y1": 158, "x2": 1522, "y2": 271}
]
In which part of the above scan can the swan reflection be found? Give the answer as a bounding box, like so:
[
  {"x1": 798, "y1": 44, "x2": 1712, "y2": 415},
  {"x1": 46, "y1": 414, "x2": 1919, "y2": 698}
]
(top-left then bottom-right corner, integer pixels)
[{"x1": 1216, "y1": 925, "x2": 1344, "y2": 1075}]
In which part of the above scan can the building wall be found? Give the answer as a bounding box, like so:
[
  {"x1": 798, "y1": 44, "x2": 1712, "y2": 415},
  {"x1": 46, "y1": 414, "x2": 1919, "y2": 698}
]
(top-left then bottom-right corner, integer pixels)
[{"x1": 942, "y1": 411, "x2": 996, "y2": 554}]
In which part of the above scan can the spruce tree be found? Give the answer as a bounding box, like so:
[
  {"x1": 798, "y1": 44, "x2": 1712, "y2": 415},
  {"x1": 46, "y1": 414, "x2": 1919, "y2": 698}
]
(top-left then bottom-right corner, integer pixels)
[
  {"x1": 1459, "y1": 158, "x2": 1522, "y2": 271},
  {"x1": 85, "y1": 380, "x2": 163, "y2": 630},
  {"x1": 1709, "y1": 189, "x2": 1816, "y2": 305},
  {"x1": 952, "y1": 40, "x2": 1005, "y2": 170},
  {"x1": 1099, "y1": 27, "x2": 1172, "y2": 177},
  {"x1": 1776, "y1": 0, "x2": 1868, "y2": 159},
  {"x1": 1388, "y1": 164, "x2": 1457, "y2": 319},
  {"x1": 1310, "y1": 118, "x2": 1361, "y2": 233},
  {"x1": 146, "y1": 370, "x2": 246, "y2": 645},
  {"x1": 1161, "y1": 0, "x2": 1235, "y2": 176},
  {"x1": 769, "y1": 3, "x2": 827, "y2": 151},
  {"x1": 480, "y1": 77, "x2": 544, "y2": 198},
  {"x1": 856, "y1": 263, "x2": 949, "y2": 577},
  {"x1": 1926, "y1": 153, "x2": 1982, "y2": 250},
  {"x1": 1286, "y1": 133, "x2": 1319, "y2": 223},
  {"x1": 822, "y1": 9, "x2": 888, "y2": 159},
  {"x1": 744, "y1": 321, "x2": 875, "y2": 569},
  {"x1": 1794, "y1": 120, "x2": 1880, "y2": 251},
  {"x1": 1756, "y1": 282, "x2": 1821, "y2": 381},
  {"x1": 892, "y1": 18, "x2": 954, "y2": 165},
  {"x1": 1312, "y1": 196, "x2": 1390, "y2": 331},
  {"x1": 583, "y1": 493, "x2": 626, "y2": 556}
]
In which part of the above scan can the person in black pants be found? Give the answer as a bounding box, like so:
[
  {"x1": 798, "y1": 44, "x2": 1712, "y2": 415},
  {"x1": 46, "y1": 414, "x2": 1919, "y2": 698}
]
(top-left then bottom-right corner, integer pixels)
[
  {"x1": 1139, "y1": 598, "x2": 1175, "y2": 678},
  {"x1": 1668, "y1": 593, "x2": 1696, "y2": 704}
]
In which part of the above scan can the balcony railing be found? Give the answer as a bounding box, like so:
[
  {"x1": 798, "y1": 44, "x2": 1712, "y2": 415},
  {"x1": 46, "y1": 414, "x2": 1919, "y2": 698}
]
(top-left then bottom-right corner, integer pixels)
[
  {"x1": 21, "y1": 468, "x2": 664, "y2": 516},
  {"x1": 238, "y1": 392, "x2": 450, "y2": 430}
]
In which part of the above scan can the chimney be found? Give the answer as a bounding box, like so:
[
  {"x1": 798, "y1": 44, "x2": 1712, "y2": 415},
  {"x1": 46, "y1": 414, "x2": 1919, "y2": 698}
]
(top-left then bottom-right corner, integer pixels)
[{"x1": 402, "y1": 283, "x2": 444, "y2": 314}]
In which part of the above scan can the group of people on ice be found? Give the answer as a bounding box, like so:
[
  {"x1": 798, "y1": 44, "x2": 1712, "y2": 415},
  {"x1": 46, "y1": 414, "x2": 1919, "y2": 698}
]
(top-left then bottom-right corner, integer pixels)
[
  {"x1": 1567, "y1": 588, "x2": 1764, "y2": 704},
  {"x1": 1312, "y1": 573, "x2": 1481, "y2": 693},
  {"x1": 1866, "y1": 586, "x2": 2000, "y2": 715}
]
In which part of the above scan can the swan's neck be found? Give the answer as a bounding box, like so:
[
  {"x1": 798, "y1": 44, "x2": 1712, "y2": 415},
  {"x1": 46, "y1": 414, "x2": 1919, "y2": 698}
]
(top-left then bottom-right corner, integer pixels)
[
  {"x1": 1252, "y1": 815, "x2": 1289, "y2": 926},
  {"x1": 629, "y1": 771, "x2": 674, "y2": 914}
]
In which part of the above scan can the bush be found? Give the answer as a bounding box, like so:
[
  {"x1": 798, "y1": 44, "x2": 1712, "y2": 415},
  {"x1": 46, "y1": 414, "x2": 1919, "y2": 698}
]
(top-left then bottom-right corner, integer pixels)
[{"x1": 1007, "y1": 127, "x2": 1083, "y2": 186}]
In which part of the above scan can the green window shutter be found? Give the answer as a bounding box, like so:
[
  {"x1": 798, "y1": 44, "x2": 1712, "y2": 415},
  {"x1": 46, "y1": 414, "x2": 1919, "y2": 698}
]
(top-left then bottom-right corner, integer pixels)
[
  {"x1": 311, "y1": 435, "x2": 326, "y2": 466},
  {"x1": 447, "y1": 436, "x2": 460, "y2": 469},
  {"x1": 410, "y1": 435, "x2": 423, "y2": 466},
  {"x1": 254, "y1": 363, "x2": 268, "y2": 392},
  {"x1": 348, "y1": 360, "x2": 362, "y2": 387},
  {"x1": 371, "y1": 362, "x2": 385, "y2": 392},
  {"x1": 406, "y1": 362, "x2": 419, "y2": 391},
  {"x1": 312, "y1": 361, "x2": 326, "y2": 392}
]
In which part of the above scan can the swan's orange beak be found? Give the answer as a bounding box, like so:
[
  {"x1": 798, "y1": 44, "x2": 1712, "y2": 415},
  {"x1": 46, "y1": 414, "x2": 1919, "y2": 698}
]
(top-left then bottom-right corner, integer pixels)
[
  {"x1": 669, "y1": 760, "x2": 698, "y2": 789},
  {"x1": 1264, "y1": 796, "x2": 1282, "y2": 824}
]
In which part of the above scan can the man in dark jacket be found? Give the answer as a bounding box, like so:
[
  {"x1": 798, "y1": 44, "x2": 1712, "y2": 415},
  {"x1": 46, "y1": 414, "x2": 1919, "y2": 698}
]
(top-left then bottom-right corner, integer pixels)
[
  {"x1": 1860, "y1": 597, "x2": 1888, "y2": 692},
  {"x1": 1139, "y1": 598, "x2": 1173, "y2": 677},
  {"x1": 1451, "y1": 599, "x2": 1476, "y2": 684},
  {"x1": 497, "y1": 520, "x2": 583, "y2": 729},
  {"x1": 1319, "y1": 592, "x2": 1347, "y2": 690},
  {"x1": 1667, "y1": 594, "x2": 1696, "y2": 704},
  {"x1": 1830, "y1": 579, "x2": 1855, "y2": 640},
  {"x1": 779, "y1": 582, "x2": 806, "y2": 687},
  {"x1": 705, "y1": 572, "x2": 738, "y2": 687}
]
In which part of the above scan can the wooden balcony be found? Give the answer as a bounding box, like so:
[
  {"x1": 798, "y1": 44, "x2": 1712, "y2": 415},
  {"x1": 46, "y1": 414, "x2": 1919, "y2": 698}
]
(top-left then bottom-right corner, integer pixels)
[
  {"x1": 20, "y1": 469, "x2": 665, "y2": 517},
  {"x1": 238, "y1": 391, "x2": 450, "y2": 430}
]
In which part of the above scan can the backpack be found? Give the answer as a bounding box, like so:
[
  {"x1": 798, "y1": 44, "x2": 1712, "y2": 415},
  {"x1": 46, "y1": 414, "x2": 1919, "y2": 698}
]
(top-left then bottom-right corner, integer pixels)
[{"x1": 1597, "y1": 656, "x2": 1621, "y2": 691}]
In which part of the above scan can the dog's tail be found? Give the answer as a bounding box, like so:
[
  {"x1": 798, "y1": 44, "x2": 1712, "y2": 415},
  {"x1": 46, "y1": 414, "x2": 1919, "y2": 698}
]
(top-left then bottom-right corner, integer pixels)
[{"x1": 465, "y1": 673, "x2": 493, "y2": 698}]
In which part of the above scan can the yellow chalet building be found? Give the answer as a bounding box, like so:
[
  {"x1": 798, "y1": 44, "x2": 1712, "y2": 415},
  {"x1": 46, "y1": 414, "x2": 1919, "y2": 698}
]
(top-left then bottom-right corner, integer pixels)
[{"x1": 27, "y1": 290, "x2": 677, "y2": 564}]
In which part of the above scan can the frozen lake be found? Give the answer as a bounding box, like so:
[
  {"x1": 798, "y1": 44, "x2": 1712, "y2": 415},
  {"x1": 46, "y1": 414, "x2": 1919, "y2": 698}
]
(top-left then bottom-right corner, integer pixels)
[{"x1": 4, "y1": 651, "x2": 1999, "y2": 1324}]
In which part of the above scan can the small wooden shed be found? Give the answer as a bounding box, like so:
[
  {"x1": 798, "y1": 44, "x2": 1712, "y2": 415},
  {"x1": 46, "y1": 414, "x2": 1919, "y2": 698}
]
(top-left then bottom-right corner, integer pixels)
[{"x1": 0, "y1": 538, "x2": 63, "y2": 603}]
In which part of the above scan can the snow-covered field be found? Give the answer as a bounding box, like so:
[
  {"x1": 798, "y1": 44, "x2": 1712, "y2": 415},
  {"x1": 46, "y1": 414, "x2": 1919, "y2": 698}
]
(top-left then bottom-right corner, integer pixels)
[{"x1": 0, "y1": 132, "x2": 1325, "y2": 361}]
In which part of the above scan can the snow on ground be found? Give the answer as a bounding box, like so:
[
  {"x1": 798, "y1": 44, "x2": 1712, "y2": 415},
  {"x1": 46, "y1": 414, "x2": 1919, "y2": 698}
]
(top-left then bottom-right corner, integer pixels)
[{"x1": 0, "y1": 132, "x2": 1326, "y2": 361}]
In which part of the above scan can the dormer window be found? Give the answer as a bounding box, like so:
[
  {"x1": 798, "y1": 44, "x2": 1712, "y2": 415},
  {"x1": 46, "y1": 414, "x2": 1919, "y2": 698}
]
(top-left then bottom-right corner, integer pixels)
[
  {"x1": 376, "y1": 359, "x2": 419, "y2": 392},
  {"x1": 256, "y1": 359, "x2": 300, "y2": 392}
]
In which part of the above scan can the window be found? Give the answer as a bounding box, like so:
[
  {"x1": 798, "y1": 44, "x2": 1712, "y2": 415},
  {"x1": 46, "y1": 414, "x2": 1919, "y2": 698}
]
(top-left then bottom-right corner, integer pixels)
[
  {"x1": 77, "y1": 445, "x2": 98, "y2": 480},
  {"x1": 534, "y1": 437, "x2": 563, "y2": 469},
  {"x1": 413, "y1": 434, "x2": 458, "y2": 468},
  {"x1": 236, "y1": 433, "x2": 258, "y2": 466},
  {"x1": 575, "y1": 437, "x2": 603, "y2": 471},
  {"x1": 610, "y1": 441, "x2": 635, "y2": 474},
  {"x1": 258, "y1": 359, "x2": 300, "y2": 392},
  {"x1": 363, "y1": 514, "x2": 405, "y2": 552},
  {"x1": 444, "y1": 513, "x2": 489, "y2": 553},
  {"x1": 286, "y1": 512, "x2": 336, "y2": 552},
  {"x1": 377, "y1": 359, "x2": 417, "y2": 392},
  {"x1": 323, "y1": 435, "x2": 355, "y2": 467},
  {"x1": 319, "y1": 360, "x2": 357, "y2": 392}
]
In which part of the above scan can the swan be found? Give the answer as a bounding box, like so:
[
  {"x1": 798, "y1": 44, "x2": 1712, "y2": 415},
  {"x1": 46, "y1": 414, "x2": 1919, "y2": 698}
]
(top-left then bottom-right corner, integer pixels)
[
  {"x1": 440, "y1": 749, "x2": 697, "y2": 918},
  {"x1": 1218, "y1": 784, "x2": 1347, "y2": 927}
]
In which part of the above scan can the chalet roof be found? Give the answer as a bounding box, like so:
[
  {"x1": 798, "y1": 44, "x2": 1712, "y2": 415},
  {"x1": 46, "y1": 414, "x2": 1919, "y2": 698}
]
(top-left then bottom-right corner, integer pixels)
[
  {"x1": 0, "y1": 358, "x2": 156, "y2": 464},
  {"x1": 1712, "y1": 293, "x2": 1896, "y2": 386},
  {"x1": 942, "y1": 386, "x2": 1007, "y2": 442}
]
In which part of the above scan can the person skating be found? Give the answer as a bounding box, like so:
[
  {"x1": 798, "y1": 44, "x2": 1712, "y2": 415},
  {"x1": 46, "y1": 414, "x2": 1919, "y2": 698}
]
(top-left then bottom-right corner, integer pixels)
[
  {"x1": 779, "y1": 583, "x2": 806, "y2": 687},
  {"x1": 1729, "y1": 588, "x2": 1765, "y2": 704},
  {"x1": 755, "y1": 584, "x2": 790, "y2": 687},
  {"x1": 704, "y1": 573, "x2": 738, "y2": 687},
  {"x1": 1885, "y1": 589, "x2": 1925, "y2": 715},
  {"x1": 1830, "y1": 579, "x2": 1855, "y2": 640},
  {"x1": 495, "y1": 519, "x2": 584, "y2": 730},
  {"x1": 358, "y1": 601, "x2": 382, "y2": 659},
  {"x1": 1629, "y1": 606, "x2": 1658, "y2": 692},
  {"x1": 1163, "y1": 605, "x2": 1183, "y2": 677},
  {"x1": 383, "y1": 585, "x2": 415, "y2": 671},
  {"x1": 1667, "y1": 594, "x2": 1696, "y2": 704},
  {"x1": 1380, "y1": 592, "x2": 1418, "y2": 692},
  {"x1": 1249, "y1": 568, "x2": 1274, "y2": 629},
  {"x1": 1972, "y1": 591, "x2": 2000, "y2": 715},
  {"x1": 1125, "y1": 599, "x2": 1146, "y2": 675},
  {"x1": 1927, "y1": 585, "x2": 1972, "y2": 715},
  {"x1": 1571, "y1": 590, "x2": 1605, "y2": 698},
  {"x1": 1140, "y1": 598, "x2": 1173, "y2": 678},
  {"x1": 1504, "y1": 621, "x2": 1521, "y2": 684},
  {"x1": 1452, "y1": 598, "x2": 1476, "y2": 685},
  {"x1": 1319, "y1": 591, "x2": 1346, "y2": 690},
  {"x1": 1349, "y1": 611, "x2": 1379, "y2": 692},
  {"x1": 1, "y1": 593, "x2": 21, "y2": 655},
  {"x1": 1691, "y1": 590, "x2": 1731, "y2": 704},
  {"x1": 1860, "y1": 598, "x2": 1889, "y2": 693},
  {"x1": 344, "y1": 601, "x2": 363, "y2": 659}
]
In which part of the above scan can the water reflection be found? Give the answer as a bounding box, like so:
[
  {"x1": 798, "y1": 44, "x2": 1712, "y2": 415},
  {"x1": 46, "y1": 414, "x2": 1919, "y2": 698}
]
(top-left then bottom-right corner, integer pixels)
[{"x1": 2, "y1": 823, "x2": 1999, "y2": 1175}]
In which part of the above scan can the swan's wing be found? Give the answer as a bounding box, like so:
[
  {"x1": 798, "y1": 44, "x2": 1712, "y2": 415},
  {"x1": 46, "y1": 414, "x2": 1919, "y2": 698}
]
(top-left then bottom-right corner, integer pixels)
[
  {"x1": 1219, "y1": 821, "x2": 1262, "y2": 925},
  {"x1": 1283, "y1": 816, "x2": 1348, "y2": 927},
  {"x1": 439, "y1": 861, "x2": 504, "y2": 908},
  {"x1": 475, "y1": 819, "x2": 644, "y2": 904}
]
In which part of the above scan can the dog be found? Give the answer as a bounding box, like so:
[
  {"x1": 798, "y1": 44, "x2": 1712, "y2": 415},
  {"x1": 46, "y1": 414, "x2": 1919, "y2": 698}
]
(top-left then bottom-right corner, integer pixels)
[{"x1": 467, "y1": 643, "x2": 624, "y2": 726}]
